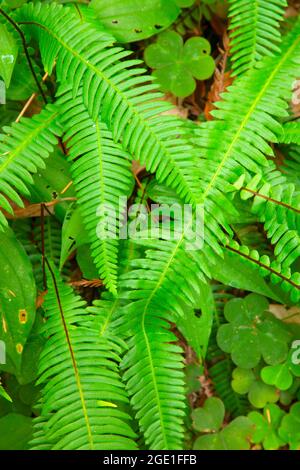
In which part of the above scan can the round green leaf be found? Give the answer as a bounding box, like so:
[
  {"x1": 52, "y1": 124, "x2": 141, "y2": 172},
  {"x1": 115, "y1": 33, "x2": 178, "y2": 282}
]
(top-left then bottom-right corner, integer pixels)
[
  {"x1": 90, "y1": 0, "x2": 180, "y2": 42},
  {"x1": 248, "y1": 381, "x2": 279, "y2": 408},
  {"x1": 183, "y1": 37, "x2": 215, "y2": 80},
  {"x1": 261, "y1": 363, "x2": 293, "y2": 391},
  {"x1": 0, "y1": 413, "x2": 32, "y2": 450},
  {"x1": 192, "y1": 397, "x2": 225, "y2": 433},
  {"x1": 232, "y1": 367, "x2": 255, "y2": 394},
  {"x1": 0, "y1": 228, "x2": 36, "y2": 373},
  {"x1": 144, "y1": 31, "x2": 183, "y2": 68}
]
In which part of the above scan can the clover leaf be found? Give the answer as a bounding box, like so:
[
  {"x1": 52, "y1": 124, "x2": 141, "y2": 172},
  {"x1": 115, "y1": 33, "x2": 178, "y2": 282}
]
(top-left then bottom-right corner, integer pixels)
[
  {"x1": 261, "y1": 363, "x2": 293, "y2": 391},
  {"x1": 232, "y1": 367, "x2": 279, "y2": 408},
  {"x1": 261, "y1": 349, "x2": 300, "y2": 391},
  {"x1": 193, "y1": 414, "x2": 254, "y2": 450},
  {"x1": 280, "y1": 378, "x2": 300, "y2": 406},
  {"x1": 144, "y1": 31, "x2": 215, "y2": 97},
  {"x1": 217, "y1": 294, "x2": 291, "y2": 368},
  {"x1": 279, "y1": 402, "x2": 300, "y2": 450},
  {"x1": 249, "y1": 404, "x2": 286, "y2": 450},
  {"x1": 192, "y1": 397, "x2": 225, "y2": 432}
]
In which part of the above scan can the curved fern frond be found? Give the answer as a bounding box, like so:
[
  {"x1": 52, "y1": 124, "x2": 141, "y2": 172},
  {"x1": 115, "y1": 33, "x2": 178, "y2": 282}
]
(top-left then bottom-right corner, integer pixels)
[
  {"x1": 16, "y1": 2, "x2": 201, "y2": 208},
  {"x1": 225, "y1": 240, "x2": 300, "y2": 302},
  {"x1": 121, "y1": 321, "x2": 185, "y2": 450},
  {"x1": 117, "y1": 234, "x2": 212, "y2": 449},
  {"x1": 0, "y1": 105, "x2": 60, "y2": 228},
  {"x1": 57, "y1": 85, "x2": 134, "y2": 294},
  {"x1": 228, "y1": 0, "x2": 287, "y2": 75},
  {"x1": 239, "y1": 165, "x2": 300, "y2": 267},
  {"x1": 34, "y1": 263, "x2": 137, "y2": 450}
]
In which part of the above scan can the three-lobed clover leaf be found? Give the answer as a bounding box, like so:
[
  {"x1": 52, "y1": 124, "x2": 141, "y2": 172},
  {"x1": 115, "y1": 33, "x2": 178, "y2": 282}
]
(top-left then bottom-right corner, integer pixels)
[
  {"x1": 192, "y1": 398, "x2": 254, "y2": 450},
  {"x1": 217, "y1": 294, "x2": 291, "y2": 369},
  {"x1": 144, "y1": 31, "x2": 215, "y2": 97},
  {"x1": 261, "y1": 349, "x2": 300, "y2": 391},
  {"x1": 278, "y1": 402, "x2": 300, "y2": 450},
  {"x1": 232, "y1": 367, "x2": 279, "y2": 408},
  {"x1": 248, "y1": 404, "x2": 286, "y2": 450}
]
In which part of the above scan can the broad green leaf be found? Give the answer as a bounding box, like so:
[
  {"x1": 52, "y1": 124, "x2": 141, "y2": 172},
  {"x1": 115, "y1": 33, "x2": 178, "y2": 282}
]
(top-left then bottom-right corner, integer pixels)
[
  {"x1": 232, "y1": 367, "x2": 279, "y2": 408},
  {"x1": 177, "y1": 280, "x2": 214, "y2": 359},
  {"x1": 90, "y1": 0, "x2": 180, "y2": 42},
  {"x1": 193, "y1": 417, "x2": 254, "y2": 450},
  {"x1": 209, "y1": 250, "x2": 283, "y2": 302},
  {"x1": 0, "y1": 228, "x2": 36, "y2": 373},
  {"x1": 5, "y1": 53, "x2": 36, "y2": 100},
  {"x1": 0, "y1": 24, "x2": 18, "y2": 88},
  {"x1": 192, "y1": 397, "x2": 225, "y2": 432},
  {"x1": 217, "y1": 294, "x2": 291, "y2": 368},
  {"x1": 76, "y1": 244, "x2": 99, "y2": 280},
  {"x1": 30, "y1": 148, "x2": 74, "y2": 222},
  {"x1": 0, "y1": 413, "x2": 32, "y2": 450}
]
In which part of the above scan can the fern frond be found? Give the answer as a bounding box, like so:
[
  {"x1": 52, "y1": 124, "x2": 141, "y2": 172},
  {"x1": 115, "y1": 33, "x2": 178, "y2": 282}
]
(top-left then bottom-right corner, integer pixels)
[
  {"x1": 238, "y1": 165, "x2": 300, "y2": 267},
  {"x1": 57, "y1": 85, "x2": 134, "y2": 294},
  {"x1": 225, "y1": 240, "x2": 300, "y2": 302},
  {"x1": 228, "y1": 0, "x2": 287, "y2": 75},
  {"x1": 0, "y1": 105, "x2": 60, "y2": 228},
  {"x1": 34, "y1": 263, "x2": 137, "y2": 450},
  {"x1": 16, "y1": 2, "x2": 201, "y2": 208},
  {"x1": 117, "y1": 234, "x2": 213, "y2": 449}
]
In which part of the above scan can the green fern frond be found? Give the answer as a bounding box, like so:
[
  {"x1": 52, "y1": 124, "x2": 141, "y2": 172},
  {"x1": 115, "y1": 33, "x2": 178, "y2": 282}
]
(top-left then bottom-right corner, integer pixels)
[
  {"x1": 16, "y1": 2, "x2": 201, "y2": 208},
  {"x1": 239, "y1": 165, "x2": 300, "y2": 267},
  {"x1": 225, "y1": 240, "x2": 300, "y2": 302},
  {"x1": 0, "y1": 105, "x2": 60, "y2": 228},
  {"x1": 121, "y1": 320, "x2": 185, "y2": 450},
  {"x1": 34, "y1": 263, "x2": 137, "y2": 450},
  {"x1": 228, "y1": 0, "x2": 287, "y2": 75},
  {"x1": 117, "y1": 234, "x2": 213, "y2": 449},
  {"x1": 57, "y1": 85, "x2": 134, "y2": 294}
]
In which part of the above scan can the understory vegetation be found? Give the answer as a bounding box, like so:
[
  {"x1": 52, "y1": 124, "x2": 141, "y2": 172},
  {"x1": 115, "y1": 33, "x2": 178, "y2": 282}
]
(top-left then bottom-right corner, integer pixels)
[{"x1": 0, "y1": 0, "x2": 300, "y2": 451}]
